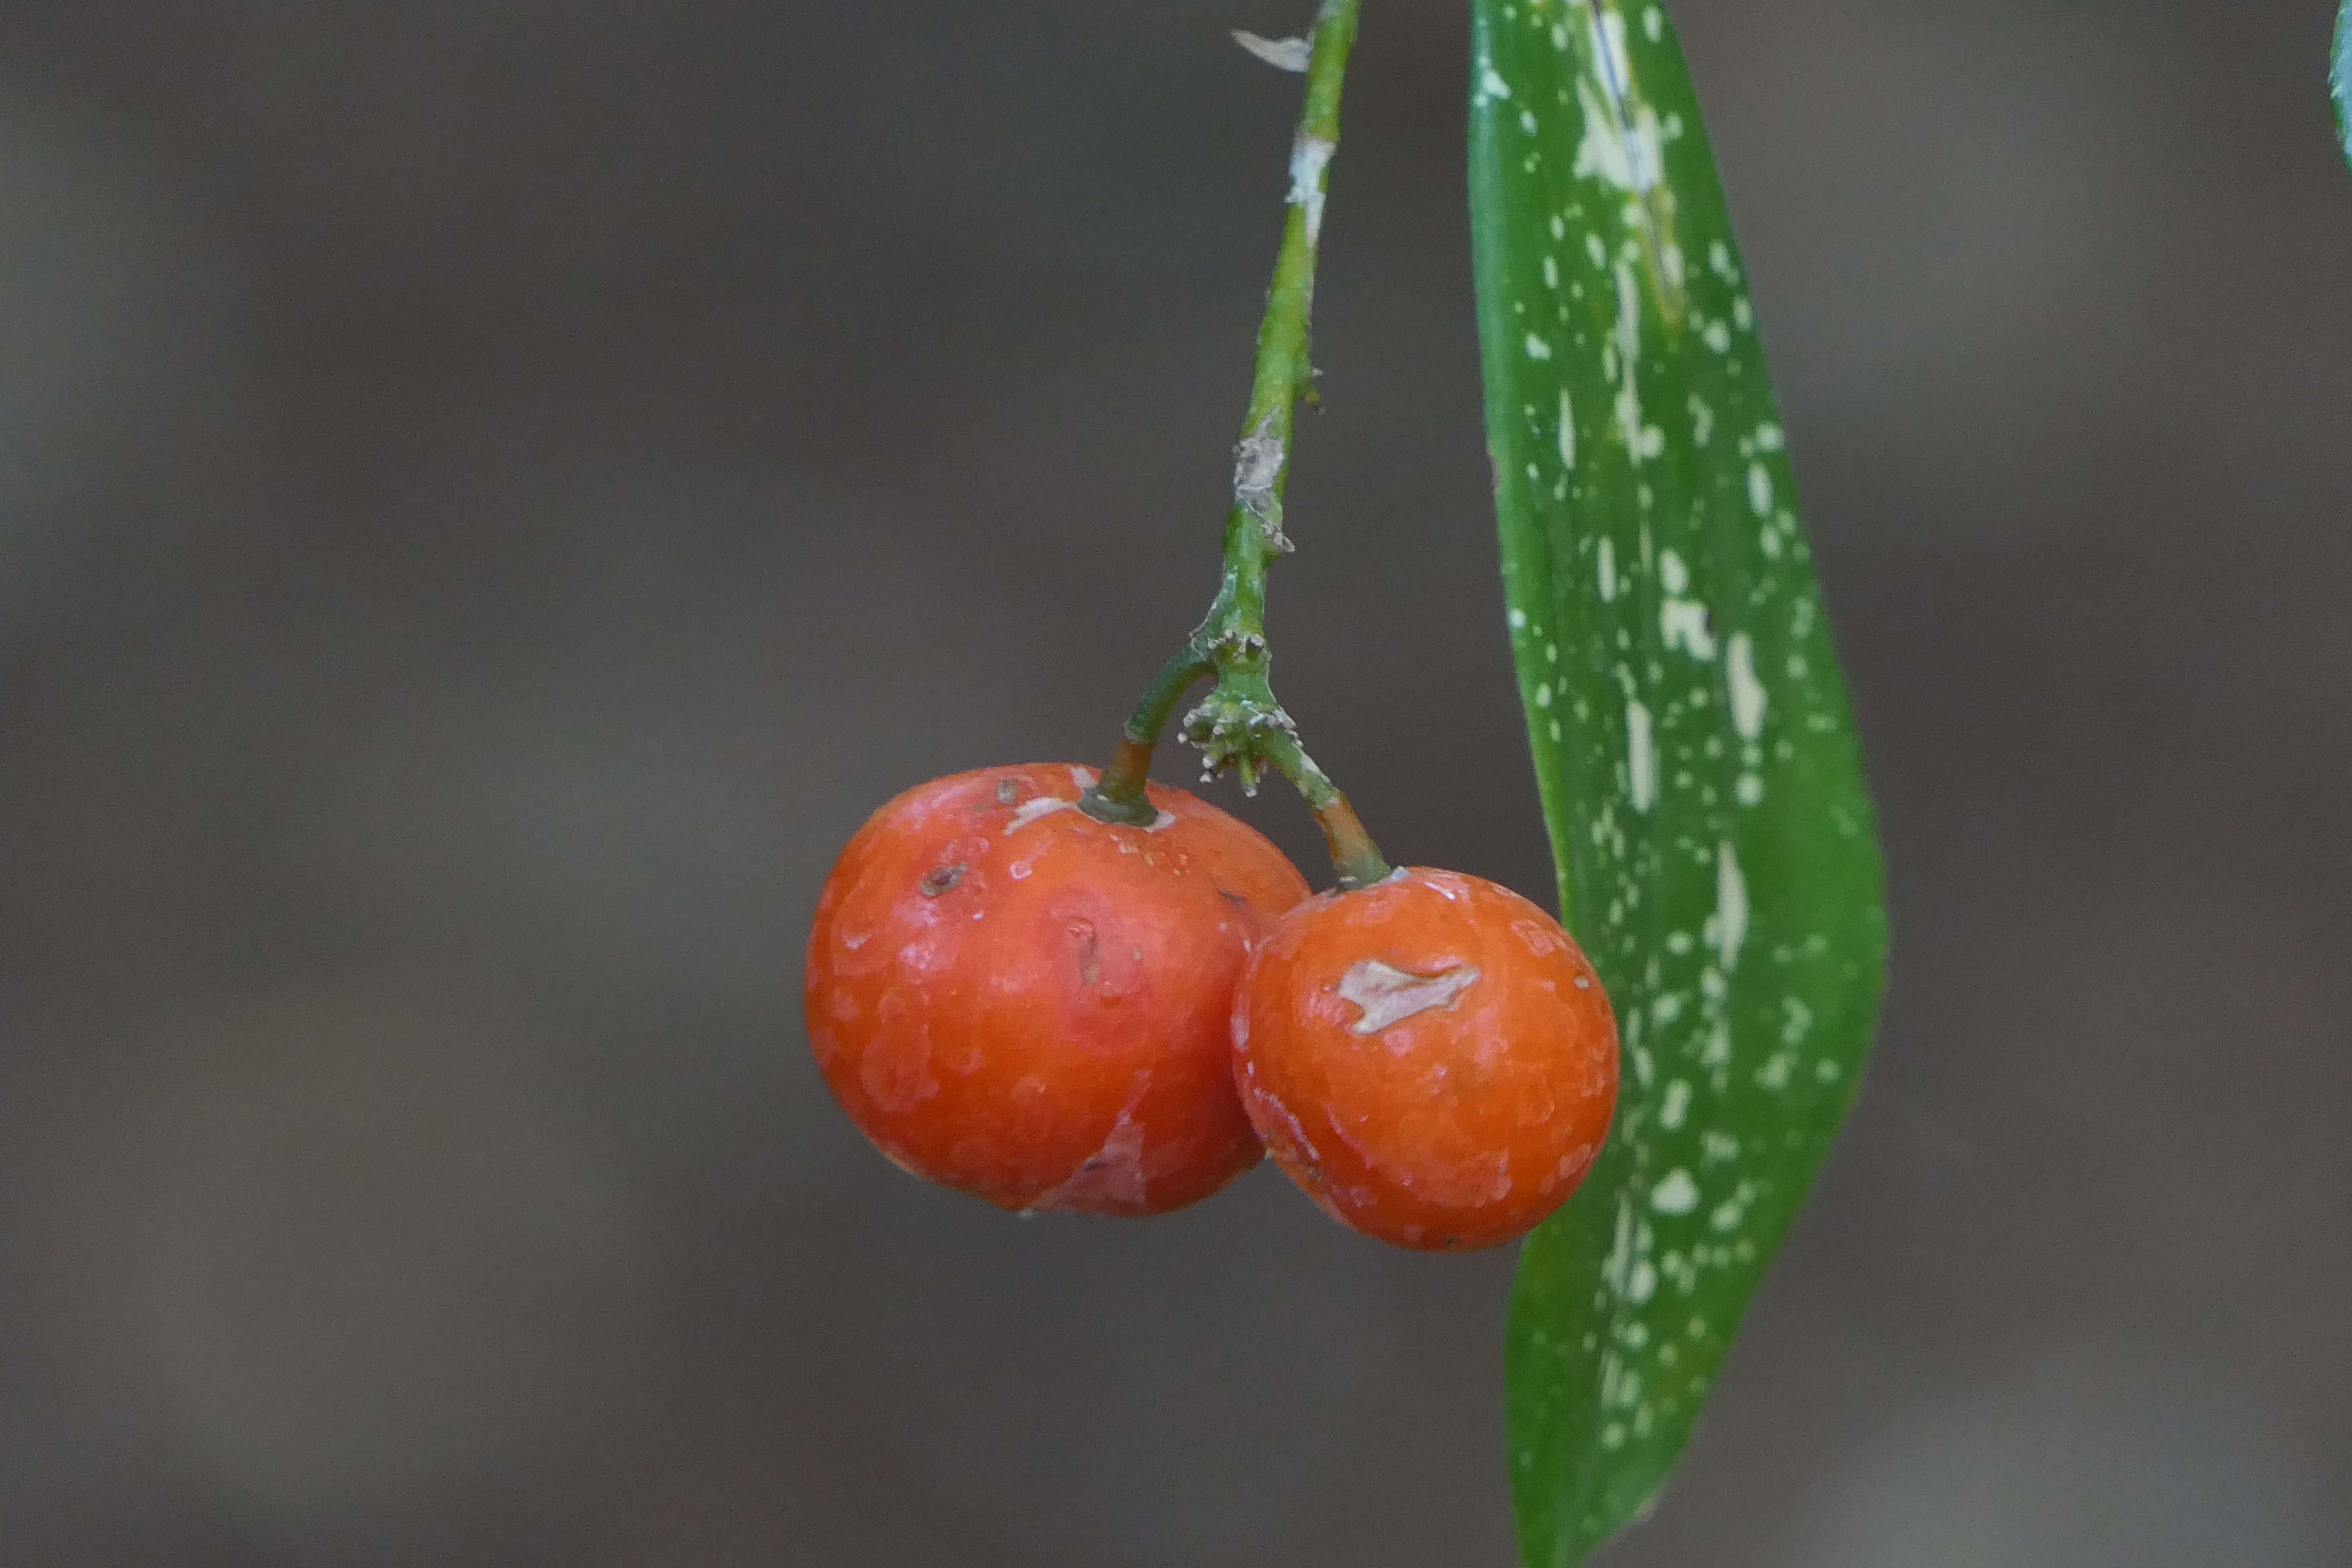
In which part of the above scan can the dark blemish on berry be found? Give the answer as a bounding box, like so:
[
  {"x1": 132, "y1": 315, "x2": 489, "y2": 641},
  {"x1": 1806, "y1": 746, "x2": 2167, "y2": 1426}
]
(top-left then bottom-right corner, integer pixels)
[
  {"x1": 1069, "y1": 919, "x2": 1100, "y2": 987},
  {"x1": 919, "y1": 864, "x2": 967, "y2": 897},
  {"x1": 1216, "y1": 886, "x2": 1250, "y2": 909},
  {"x1": 995, "y1": 778, "x2": 1020, "y2": 806}
]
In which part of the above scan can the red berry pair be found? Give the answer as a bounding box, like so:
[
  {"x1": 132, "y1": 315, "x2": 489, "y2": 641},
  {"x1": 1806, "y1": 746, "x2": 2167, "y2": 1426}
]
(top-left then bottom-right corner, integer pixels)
[{"x1": 804, "y1": 763, "x2": 1618, "y2": 1249}]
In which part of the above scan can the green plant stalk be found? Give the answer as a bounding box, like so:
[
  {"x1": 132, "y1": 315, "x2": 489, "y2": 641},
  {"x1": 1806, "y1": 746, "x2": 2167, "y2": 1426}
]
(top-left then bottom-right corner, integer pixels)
[{"x1": 1083, "y1": 0, "x2": 1388, "y2": 891}]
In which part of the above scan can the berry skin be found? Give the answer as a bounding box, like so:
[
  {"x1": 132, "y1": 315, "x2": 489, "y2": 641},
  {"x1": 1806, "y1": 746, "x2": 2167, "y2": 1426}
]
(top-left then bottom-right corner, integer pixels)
[
  {"x1": 1231, "y1": 867, "x2": 1618, "y2": 1251},
  {"x1": 805, "y1": 763, "x2": 1310, "y2": 1216}
]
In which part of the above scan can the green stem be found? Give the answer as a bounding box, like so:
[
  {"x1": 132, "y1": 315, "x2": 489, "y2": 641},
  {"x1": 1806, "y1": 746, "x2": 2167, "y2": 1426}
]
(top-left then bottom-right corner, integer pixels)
[
  {"x1": 1208, "y1": 0, "x2": 1359, "y2": 649},
  {"x1": 1084, "y1": 648, "x2": 1211, "y2": 824},
  {"x1": 1081, "y1": 0, "x2": 1389, "y2": 888},
  {"x1": 1262, "y1": 731, "x2": 1390, "y2": 891}
]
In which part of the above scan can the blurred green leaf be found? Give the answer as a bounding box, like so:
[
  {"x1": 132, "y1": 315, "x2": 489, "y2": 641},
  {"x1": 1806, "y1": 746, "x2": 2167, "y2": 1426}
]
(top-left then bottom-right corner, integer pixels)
[
  {"x1": 2335, "y1": 2, "x2": 2351, "y2": 167},
  {"x1": 1466, "y1": 3, "x2": 1887, "y2": 1563}
]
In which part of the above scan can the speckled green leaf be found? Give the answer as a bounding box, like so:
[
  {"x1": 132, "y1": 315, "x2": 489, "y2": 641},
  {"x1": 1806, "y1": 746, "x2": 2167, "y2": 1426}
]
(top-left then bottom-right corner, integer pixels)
[
  {"x1": 2334, "y1": 2, "x2": 2352, "y2": 167},
  {"x1": 1466, "y1": 4, "x2": 1887, "y2": 1564}
]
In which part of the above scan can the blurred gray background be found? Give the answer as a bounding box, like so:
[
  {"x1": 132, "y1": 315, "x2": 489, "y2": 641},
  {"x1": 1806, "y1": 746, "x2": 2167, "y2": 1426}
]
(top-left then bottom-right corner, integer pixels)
[{"x1": 0, "y1": 1, "x2": 2345, "y2": 1564}]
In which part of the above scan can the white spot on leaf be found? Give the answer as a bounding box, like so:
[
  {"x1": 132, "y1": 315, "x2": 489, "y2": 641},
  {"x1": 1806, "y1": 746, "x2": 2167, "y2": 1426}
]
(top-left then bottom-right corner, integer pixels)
[
  {"x1": 1658, "y1": 551, "x2": 1715, "y2": 660},
  {"x1": 1651, "y1": 1170, "x2": 1700, "y2": 1215},
  {"x1": 1712, "y1": 842, "x2": 1749, "y2": 971},
  {"x1": 1727, "y1": 632, "x2": 1767, "y2": 740},
  {"x1": 1574, "y1": 81, "x2": 1665, "y2": 194},
  {"x1": 1626, "y1": 699, "x2": 1657, "y2": 811}
]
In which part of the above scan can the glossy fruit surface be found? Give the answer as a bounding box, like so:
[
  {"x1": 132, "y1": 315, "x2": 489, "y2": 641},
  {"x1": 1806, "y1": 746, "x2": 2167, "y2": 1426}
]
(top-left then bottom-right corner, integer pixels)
[
  {"x1": 1232, "y1": 867, "x2": 1617, "y2": 1250},
  {"x1": 805, "y1": 763, "x2": 1310, "y2": 1216}
]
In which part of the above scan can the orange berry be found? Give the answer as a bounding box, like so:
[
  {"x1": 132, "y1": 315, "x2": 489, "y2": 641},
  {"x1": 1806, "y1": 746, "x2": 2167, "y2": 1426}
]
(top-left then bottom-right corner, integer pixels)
[
  {"x1": 1231, "y1": 867, "x2": 1618, "y2": 1250},
  {"x1": 805, "y1": 763, "x2": 1310, "y2": 1216}
]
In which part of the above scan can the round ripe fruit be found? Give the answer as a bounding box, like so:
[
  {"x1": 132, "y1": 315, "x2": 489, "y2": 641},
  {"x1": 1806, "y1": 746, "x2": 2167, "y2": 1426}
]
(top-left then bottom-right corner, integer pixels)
[
  {"x1": 1231, "y1": 867, "x2": 1618, "y2": 1251},
  {"x1": 805, "y1": 762, "x2": 1310, "y2": 1216}
]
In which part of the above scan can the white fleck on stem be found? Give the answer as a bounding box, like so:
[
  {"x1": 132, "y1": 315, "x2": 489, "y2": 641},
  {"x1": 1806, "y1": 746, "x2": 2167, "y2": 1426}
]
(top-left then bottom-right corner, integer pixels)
[
  {"x1": 1232, "y1": 410, "x2": 1288, "y2": 543},
  {"x1": 1233, "y1": 30, "x2": 1313, "y2": 73},
  {"x1": 1288, "y1": 132, "x2": 1337, "y2": 248}
]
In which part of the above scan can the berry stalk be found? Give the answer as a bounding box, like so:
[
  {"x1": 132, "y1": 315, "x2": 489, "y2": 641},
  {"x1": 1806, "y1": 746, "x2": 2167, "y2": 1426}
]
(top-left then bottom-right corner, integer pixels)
[{"x1": 1083, "y1": 0, "x2": 1387, "y2": 889}]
